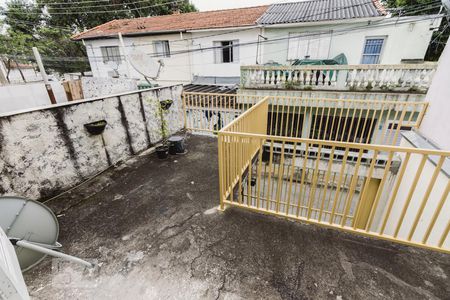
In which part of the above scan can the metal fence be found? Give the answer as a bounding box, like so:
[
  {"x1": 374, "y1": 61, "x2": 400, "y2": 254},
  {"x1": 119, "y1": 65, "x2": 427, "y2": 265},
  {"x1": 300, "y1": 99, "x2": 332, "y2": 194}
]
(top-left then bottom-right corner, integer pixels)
[
  {"x1": 184, "y1": 92, "x2": 428, "y2": 146},
  {"x1": 218, "y1": 96, "x2": 450, "y2": 253},
  {"x1": 182, "y1": 92, "x2": 260, "y2": 132}
]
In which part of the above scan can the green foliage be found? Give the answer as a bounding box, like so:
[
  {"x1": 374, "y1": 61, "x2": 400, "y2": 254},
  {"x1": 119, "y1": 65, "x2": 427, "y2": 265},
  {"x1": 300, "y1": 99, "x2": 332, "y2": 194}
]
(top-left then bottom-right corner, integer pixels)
[{"x1": 0, "y1": 0, "x2": 197, "y2": 74}]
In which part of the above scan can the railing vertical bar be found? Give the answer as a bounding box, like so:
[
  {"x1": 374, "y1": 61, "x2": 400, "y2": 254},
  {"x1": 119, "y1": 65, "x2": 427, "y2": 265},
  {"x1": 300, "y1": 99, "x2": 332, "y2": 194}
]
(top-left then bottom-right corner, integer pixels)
[
  {"x1": 352, "y1": 107, "x2": 364, "y2": 143},
  {"x1": 307, "y1": 145, "x2": 323, "y2": 220},
  {"x1": 438, "y1": 219, "x2": 450, "y2": 248},
  {"x1": 393, "y1": 154, "x2": 428, "y2": 238},
  {"x1": 364, "y1": 150, "x2": 394, "y2": 232},
  {"x1": 275, "y1": 141, "x2": 285, "y2": 213},
  {"x1": 318, "y1": 146, "x2": 335, "y2": 222},
  {"x1": 330, "y1": 148, "x2": 350, "y2": 224},
  {"x1": 392, "y1": 104, "x2": 408, "y2": 145},
  {"x1": 266, "y1": 140, "x2": 274, "y2": 211},
  {"x1": 341, "y1": 149, "x2": 364, "y2": 226},
  {"x1": 380, "y1": 105, "x2": 393, "y2": 145},
  {"x1": 352, "y1": 150, "x2": 379, "y2": 229},
  {"x1": 360, "y1": 108, "x2": 371, "y2": 144},
  {"x1": 296, "y1": 142, "x2": 310, "y2": 217},
  {"x1": 423, "y1": 181, "x2": 450, "y2": 244},
  {"x1": 256, "y1": 139, "x2": 264, "y2": 209},
  {"x1": 286, "y1": 142, "x2": 298, "y2": 215},
  {"x1": 407, "y1": 156, "x2": 445, "y2": 241}
]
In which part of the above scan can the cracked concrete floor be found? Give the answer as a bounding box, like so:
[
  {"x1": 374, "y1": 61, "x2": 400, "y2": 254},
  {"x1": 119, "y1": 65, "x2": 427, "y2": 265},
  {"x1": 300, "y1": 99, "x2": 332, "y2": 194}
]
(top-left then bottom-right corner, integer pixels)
[{"x1": 24, "y1": 134, "x2": 450, "y2": 299}]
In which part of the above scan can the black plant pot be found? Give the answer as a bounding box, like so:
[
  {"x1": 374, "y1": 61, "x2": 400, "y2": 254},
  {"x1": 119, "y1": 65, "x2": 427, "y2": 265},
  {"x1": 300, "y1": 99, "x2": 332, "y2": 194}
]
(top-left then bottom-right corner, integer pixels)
[
  {"x1": 156, "y1": 145, "x2": 169, "y2": 159},
  {"x1": 84, "y1": 120, "x2": 107, "y2": 135}
]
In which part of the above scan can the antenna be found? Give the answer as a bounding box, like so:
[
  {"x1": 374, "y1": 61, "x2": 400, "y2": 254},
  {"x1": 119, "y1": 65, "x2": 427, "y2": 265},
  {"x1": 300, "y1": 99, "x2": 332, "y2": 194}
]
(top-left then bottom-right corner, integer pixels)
[{"x1": 0, "y1": 196, "x2": 94, "y2": 272}]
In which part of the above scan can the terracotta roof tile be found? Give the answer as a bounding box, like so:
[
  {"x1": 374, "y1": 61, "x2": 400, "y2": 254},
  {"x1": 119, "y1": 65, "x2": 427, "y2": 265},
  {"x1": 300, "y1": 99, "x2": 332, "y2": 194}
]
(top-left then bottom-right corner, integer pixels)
[{"x1": 72, "y1": 5, "x2": 268, "y2": 40}]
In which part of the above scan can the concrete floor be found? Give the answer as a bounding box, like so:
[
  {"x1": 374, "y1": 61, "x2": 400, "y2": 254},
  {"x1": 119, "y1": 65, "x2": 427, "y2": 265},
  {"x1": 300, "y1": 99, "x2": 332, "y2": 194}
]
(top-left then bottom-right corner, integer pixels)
[{"x1": 25, "y1": 134, "x2": 450, "y2": 299}]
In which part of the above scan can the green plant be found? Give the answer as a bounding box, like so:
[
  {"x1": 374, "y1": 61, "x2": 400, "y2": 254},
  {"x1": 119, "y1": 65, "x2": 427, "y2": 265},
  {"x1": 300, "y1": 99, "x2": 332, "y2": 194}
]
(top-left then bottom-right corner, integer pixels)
[
  {"x1": 365, "y1": 82, "x2": 373, "y2": 90},
  {"x1": 284, "y1": 81, "x2": 296, "y2": 90},
  {"x1": 158, "y1": 101, "x2": 169, "y2": 142}
]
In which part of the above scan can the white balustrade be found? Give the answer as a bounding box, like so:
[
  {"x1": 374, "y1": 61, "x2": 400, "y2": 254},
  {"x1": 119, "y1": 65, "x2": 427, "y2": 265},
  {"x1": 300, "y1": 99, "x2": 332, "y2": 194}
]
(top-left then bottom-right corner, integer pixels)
[{"x1": 241, "y1": 64, "x2": 437, "y2": 92}]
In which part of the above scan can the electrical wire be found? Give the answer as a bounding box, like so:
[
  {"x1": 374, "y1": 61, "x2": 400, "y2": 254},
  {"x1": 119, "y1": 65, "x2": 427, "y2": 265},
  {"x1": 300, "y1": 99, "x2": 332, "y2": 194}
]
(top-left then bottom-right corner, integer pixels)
[
  {"x1": 42, "y1": 0, "x2": 187, "y2": 11},
  {"x1": 0, "y1": 0, "x2": 185, "y2": 15}
]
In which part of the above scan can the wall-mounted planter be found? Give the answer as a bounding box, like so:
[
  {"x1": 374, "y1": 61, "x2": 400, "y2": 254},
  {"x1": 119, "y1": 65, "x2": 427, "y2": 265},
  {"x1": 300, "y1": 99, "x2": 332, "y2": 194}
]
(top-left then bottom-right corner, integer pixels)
[
  {"x1": 84, "y1": 120, "x2": 107, "y2": 135},
  {"x1": 160, "y1": 99, "x2": 173, "y2": 111}
]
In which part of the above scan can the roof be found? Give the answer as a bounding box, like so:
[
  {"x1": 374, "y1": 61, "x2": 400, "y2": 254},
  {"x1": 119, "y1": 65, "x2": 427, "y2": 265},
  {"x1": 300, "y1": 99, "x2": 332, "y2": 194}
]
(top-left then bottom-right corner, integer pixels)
[
  {"x1": 257, "y1": 0, "x2": 386, "y2": 25},
  {"x1": 72, "y1": 5, "x2": 268, "y2": 40},
  {"x1": 183, "y1": 84, "x2": 238, "y2": 94}
]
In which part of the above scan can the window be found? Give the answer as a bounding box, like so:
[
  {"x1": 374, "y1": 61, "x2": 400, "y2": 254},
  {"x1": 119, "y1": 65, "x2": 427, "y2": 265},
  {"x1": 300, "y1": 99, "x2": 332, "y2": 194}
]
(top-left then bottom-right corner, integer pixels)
[
  {"x1": 100, "y1": 46, "x2": 121, "y2": 64},
  {"x1": 214, "y1": 40, "x2": 239, "y2": 63},
  {"x1": 153, "y1": 40, "x2": 170, "y2": 58},
  {"x1": 361, "y1": 38, "x2": 385, "y2": 64}
]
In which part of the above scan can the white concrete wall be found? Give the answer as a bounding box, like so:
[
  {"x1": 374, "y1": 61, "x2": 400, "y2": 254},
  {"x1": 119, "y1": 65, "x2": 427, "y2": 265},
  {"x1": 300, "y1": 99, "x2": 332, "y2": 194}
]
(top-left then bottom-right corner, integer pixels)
[
  {"x1": 85, "y1": 33, "x2": 193, "y2": 85},
  {"x1": 190, "y1": 28, "x2": 260, "y2": 78},
  {"x1": 418, "y1": 43, "x2": 450, "y2": 150},
  {"x1": 83, "y1": 28, "x2": 261, "y2": 84},
  {"x1": 262, "y1": 16, "x2": 439, "y2": 65},
  {"x1": 0, "y1": 81, "x2": 68, "y2": 114},
  {"x1": 0, "y1": 85, "x2": 184, "y2": 201}
]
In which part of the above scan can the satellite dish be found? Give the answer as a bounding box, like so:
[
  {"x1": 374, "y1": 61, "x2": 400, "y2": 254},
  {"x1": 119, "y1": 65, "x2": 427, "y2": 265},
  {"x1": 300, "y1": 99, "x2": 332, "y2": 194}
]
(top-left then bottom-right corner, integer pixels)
[
  {"x1": 128, "y1": 47, "x2": 163, "y2": 80},
  {"x1": 0, "y1": 196, "x2": 59, "y2": 271},
  {"x1": 0, "y1": 196, "x2": 93, "y2": 272}
]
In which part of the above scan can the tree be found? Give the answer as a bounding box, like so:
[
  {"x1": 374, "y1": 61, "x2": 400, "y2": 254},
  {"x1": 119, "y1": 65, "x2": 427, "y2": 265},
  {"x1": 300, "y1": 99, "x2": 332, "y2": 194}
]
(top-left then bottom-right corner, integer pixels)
[
  {"x1": 0, "y1": 0, "x2": 197, "y2": 75},
  {"x1": 382, "y1": 0, "x2": 449, "y2": 61}
]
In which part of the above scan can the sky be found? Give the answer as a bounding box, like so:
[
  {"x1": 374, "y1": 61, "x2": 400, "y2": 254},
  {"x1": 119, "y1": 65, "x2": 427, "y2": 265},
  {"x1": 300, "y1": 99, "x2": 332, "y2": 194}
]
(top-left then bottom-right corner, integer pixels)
[
  {"x1": 0, "y1": 0, "x2": 289, "y2": 10},
  {"x1": 190, "y1": 0, "x2": 288, "y2": 11}
]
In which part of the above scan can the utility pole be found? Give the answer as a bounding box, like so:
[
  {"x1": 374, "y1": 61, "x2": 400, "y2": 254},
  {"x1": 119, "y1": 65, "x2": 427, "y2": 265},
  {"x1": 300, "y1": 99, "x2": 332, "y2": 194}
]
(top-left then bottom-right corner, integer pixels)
[
  {"x1": 118, "y1": 32, "x2": 132, "y2": 78},
  {"x1": 32, "y1": 47, "x2": 57, "y2": 104},
  {"x1": 0, "y1": 58, "x2": 8, "y2": 85}
]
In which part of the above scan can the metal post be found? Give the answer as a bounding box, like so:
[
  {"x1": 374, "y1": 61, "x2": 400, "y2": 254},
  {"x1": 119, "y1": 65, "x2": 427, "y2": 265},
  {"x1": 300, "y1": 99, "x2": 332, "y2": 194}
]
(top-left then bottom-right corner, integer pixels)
[
  {"x1": 32, "y1": 47, "x2": 56, "y2": 104},
  {"x1": 0, "y1": 58, "x2": 9, "y2": 85},
  {"x1": 118, "y1": 32, "x2": 131, "y2": 78},
  {"x1": 14, "y1": 240, "x2": 94, "y2": 268}
]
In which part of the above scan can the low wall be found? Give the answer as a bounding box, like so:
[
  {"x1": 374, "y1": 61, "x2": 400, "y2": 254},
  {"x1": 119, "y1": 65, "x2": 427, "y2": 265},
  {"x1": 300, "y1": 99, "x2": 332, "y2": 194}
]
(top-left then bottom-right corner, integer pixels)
[
  {"x1": 238, "y1": 89, "x2": 426, "y2": 102},
  {"x1": 81, "y1": 77, "x2": 138, "y2": 99},
  {"x1": 0, "y1": 85, "x2": 184, "y2": 200}
]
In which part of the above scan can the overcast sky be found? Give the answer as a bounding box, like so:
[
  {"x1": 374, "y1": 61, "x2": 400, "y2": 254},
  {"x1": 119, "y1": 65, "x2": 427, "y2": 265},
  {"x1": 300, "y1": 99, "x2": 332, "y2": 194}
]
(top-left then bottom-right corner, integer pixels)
[
  {"x1": 191, "y1": 0, "x2": 287, "y2": 11},
  {"x1": 0, "y1": 0, "x2": 289, "y2": 10}
]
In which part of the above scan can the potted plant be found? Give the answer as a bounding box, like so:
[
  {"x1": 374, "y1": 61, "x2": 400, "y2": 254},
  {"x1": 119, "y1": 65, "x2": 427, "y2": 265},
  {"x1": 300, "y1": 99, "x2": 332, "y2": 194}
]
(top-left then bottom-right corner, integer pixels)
[{"x1": 155, "y1": 99, "x2": 171, "y2": 159}]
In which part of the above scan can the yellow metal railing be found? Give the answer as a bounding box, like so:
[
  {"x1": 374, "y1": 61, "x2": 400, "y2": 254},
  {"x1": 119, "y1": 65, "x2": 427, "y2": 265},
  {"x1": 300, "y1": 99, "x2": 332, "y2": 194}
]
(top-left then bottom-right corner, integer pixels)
[
  {"x1": 182, "y1": 92, "x2": 261, "y2": 132},
  {"x1": 218, "y1": 96, "x2": 450, "y2": 253},
  {"x1": 184, "y1": 92, "x2": 428, "y2": 146},
  {"x1": 266, "y1": 96, "x2": 428, "y2": 146}
]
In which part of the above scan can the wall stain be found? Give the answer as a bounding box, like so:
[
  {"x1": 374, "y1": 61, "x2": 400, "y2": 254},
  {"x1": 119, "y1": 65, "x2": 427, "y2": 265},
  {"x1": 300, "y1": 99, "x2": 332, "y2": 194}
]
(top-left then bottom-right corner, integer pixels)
[
  {"x1": 51, "y1": 110, "x2": 82, "y2": 177},
  {"x1": 138, "y1": 92, "x2": 152, "y2": 147},
  {"x1": 101, "y1": 134, "x2": 112, "y2": 166},
  {"x1": 117, "y1": 96, "x2": 135, "y2": 155}
]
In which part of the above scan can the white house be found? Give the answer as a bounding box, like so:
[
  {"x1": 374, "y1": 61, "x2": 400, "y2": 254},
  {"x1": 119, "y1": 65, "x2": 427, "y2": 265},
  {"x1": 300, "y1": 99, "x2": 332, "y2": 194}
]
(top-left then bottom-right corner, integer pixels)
[{"x1": 73, "y1": 0, "x2": 442, "y2": 85}]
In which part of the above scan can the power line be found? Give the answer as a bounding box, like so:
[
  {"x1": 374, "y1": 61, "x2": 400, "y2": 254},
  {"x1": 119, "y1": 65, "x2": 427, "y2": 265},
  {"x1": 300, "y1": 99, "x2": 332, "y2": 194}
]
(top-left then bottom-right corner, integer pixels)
[
  {"x1": 0, "y1": 0, "x2": 184, "y2": 15},
  {"x1": 43, "y1": 0, "x2": 184, "y2": 11}
]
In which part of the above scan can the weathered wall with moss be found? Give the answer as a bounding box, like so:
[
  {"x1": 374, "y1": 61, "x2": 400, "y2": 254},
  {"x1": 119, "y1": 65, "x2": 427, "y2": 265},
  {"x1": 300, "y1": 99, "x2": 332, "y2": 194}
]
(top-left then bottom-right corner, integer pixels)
[{"x1": 0, "y1": 84, "x2": 184, "y2": 200}]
